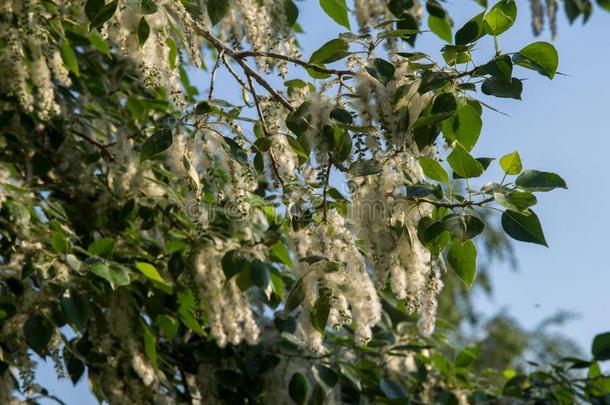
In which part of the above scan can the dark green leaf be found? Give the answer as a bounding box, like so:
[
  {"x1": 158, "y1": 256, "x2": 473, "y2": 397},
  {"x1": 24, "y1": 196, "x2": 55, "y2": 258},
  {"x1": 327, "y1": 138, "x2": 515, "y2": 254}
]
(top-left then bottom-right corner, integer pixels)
[
  {"x1": 285, "y1": 0, "x2": 299, "y2": 26},
  {"x1": 207, "y1": 0, "x2": 230, "y2": 26},
  {"x1": 60, "y1": 291, "x2": 90, "y2": 332},
  {"x1": 221, "y1": 249, "x2": 248, "y2": 280},
  {"x1": 330, "y1": 108, "x2": 353, "y2": 124},
  {"x1": 64, "y1": 346, "x2": 85, "y2": 385},
  {"x1": 592, "y1": 332, "x2": 610, "y2": 361},
  {"x1": 366, "y1": 58, "x2": 396, "y2": 86},
  {"x1": 515, "y1": 170, "x2": 567, "y2": 192},
  {"x1": 89, "y1": 0, "x2": 119, "y2": 29},
  {"x1": 447, "y1": 239, "x2": 477, "y2": 288},
  {"x1": 481, "y1": 77, "x2": 522, "y2": 99},
  {"x1": 137, "y1": 17, "x2": 150, "y2": 46},
  {"x1": 140, "y1": 129, "x2": 173, "y2": 162},
  {"x1": 455, "y1": 12, "x2": 485, "y2": 45},
  {"x1": 289, "y1": 372, "x2": 309, "y2": 405},
  {"x1": 501, "y1": 209, "x2": 548, "y2": 246},
  {"x1": 25, "y1": 314, "x2": 54, "y2": 357}
]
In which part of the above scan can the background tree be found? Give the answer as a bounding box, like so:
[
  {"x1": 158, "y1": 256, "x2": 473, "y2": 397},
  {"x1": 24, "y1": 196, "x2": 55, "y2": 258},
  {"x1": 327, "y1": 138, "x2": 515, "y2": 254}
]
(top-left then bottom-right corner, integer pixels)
[{"x1": 0, "y1": 0, "x2": 609, "y2": 404}]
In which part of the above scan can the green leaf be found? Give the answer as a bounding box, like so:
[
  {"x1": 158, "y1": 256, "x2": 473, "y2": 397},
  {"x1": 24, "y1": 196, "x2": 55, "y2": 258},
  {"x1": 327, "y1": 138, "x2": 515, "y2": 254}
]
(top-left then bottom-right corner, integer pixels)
[
  {"x1": 87, "y1": 237, "x2": 115, "y2": 258},
  {"x1": 515, "y1": 170, "x2": 567, "y2": 192},
  {"x1": 137, "y1": 0, "x2": 158, "y2": 14},
  {"x1": 499, "y1": 151, "x2": 522, "y2": 175},
  {"x1": 447, "y1": 145, "x2": 484, "y2": 178},
  {"x1": 598, "y1": 0, "x2": 610, "y2": 11},
  {"x1": 428, "y1": 15, "x2": 453, "y2": 43},
  {"x1": 366, "y1": 58, "x2": 396, "y2": 86},
  {"x1": 380, "y1": 378, "x2": 408, "y2": 399},
  {"x1": 455, "y1": 12, "x2": 485, "y2": 45},
  {"x1": 455, "y1": 346, "x2": 482, "y2": 368},
  {"x1": 481, "y1": 77, "x2": 523, "y2": 99},
  {"x1": 137, "y1": 17, "x2": 150, "y2": 46},
  {"x1": 135, "y1": 262, "x2": 172, "y2": 292},
  {"x1": 251, "y1": 260, "x2": 272, "y2": 296},
  {"x1": 513, "y1": 41, "x2": 559, "y2": 80},
  {"x1": 59, "y1": 41, "x2": 79, "y2": 77},
  {"x1": 285, "y1": 0, "x2": 299, "y2": 26},
  {"x1": 221, "y1": 249, "x2": 248, "y2": 280},
  {"x1": 442, "y1": 214, "x2": 485, "y2": 241},
  {"x1": 270, "y1": 242, "x2": 294, "y2": 269},
  {"x1": 89, "y1": 0, "x2": 119, "y2": 29},
  {"x1": 330, "y1": 108, "x2": 353, "y2": 124},
  {"x1": 418, "y1": 156, "x2": 449, "y2": 183},
  {"x1": 592, "y1": 332, "x2": 610, "y2": 361},
  {"x1": 289, "y1": 372, "x2": 309, "y2": 405},
  {"x1": 418, "y1": 71, "x2": 451, "y2": 94},
  {"x1": 140, "y1": 129, "x2": 173, "y2": 162},
  {"x1": 143, "y1": 322, "x2": 158, "y2": 370},
  {"x1": 309, "y1": 38, "x2": 349, "y2": 64},
  {"x1": 63, "y1": 347, "x2": 85, "y2": 385},
  {"x1": 483, "y1": 0, "x2": 517, "y2": 36},
  {"x1": 60, "y1": 291, "x2": 90, "y2": 332},
  {"x1": 207, "y1": 0, "x2": 230, "y2": 26},
  {"x1": 89, "y1": 31, "x2": 111, "y2": 56},
  {"x1": 154, "y1": 314, "x2": 179, "y2": 341},
  {"x1": 24, "y1": 314, "x2": 54, "y2": 357},
  {"x1": 284, "y1": 278, "x2": 305, "y2": 315},
  {"x1": 501, "y1": 209, "x2": 548, "y2": 246},
  {"x1": 494, "y1": 191, "x2": 537, "y2": 211},
  {"x1": 442, "y1": 103, "x2": 482, "y2": 151},
  {"x1": 89, "y1": 261, "x2": 130, "y2": 289},
  {"x1": 310, "y1": 296, "x2": 331, "y2": 334},
  {"x1": 447, "y1": 239, "x2": 477, "y2": 288},
  {"x1": 0, "y1": 303, "x2": 16, "y2": 326},
  {"x1": 474, "y1": 55, "x2": 513, "y2": 80},
  {"x1": 319, "y1": 0, "x2": 350, "y2": 29},
  {"x1": 350, "y1": 159, "x2": 383, "y2": 177}
]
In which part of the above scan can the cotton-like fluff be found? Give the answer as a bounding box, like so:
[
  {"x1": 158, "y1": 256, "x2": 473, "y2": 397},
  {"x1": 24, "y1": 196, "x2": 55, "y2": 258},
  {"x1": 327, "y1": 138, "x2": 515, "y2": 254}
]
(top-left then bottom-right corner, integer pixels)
[
  {"x1": 350, "y1": 155, "x2": 443, "y2": 335},
  {"x1": 192, "y1": 240, "x2": 260, "y2": 347},
  {"x1": 211, "y1": 0, "x2": 300, "y2": 75},
  {"x1": 290, "y1": 209, "x2": 381, "y2": 352},
  {"x1": 354, "y1": 63, "x2": 430, "y2": 149}
]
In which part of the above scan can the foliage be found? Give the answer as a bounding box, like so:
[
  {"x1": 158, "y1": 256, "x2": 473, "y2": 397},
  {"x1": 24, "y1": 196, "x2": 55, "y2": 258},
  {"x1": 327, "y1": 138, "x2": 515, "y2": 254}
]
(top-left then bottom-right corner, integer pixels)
[{"x1": 0, "y1": 0, "x2": 608, "y2": 404}]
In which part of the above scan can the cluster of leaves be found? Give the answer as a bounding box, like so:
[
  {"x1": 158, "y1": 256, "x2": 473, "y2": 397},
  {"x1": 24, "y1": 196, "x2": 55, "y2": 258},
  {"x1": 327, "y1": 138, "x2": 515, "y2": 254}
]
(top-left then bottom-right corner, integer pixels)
[{"x1": 0, "y1": 0, "x2": 609, "y2": 404}]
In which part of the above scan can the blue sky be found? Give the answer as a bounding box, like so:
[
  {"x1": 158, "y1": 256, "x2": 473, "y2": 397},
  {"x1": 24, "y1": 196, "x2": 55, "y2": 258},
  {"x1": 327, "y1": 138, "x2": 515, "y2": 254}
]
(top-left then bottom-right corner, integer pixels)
[{"x1": 35, "y1": 1, "x2": 610, "y2": 403}]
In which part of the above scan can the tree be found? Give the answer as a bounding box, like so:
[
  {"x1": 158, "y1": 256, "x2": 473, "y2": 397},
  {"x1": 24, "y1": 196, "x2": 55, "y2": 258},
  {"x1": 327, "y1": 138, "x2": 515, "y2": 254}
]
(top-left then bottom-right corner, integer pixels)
[{"x1": 0, "y1": 0, "x2": 609, "y2": 404}]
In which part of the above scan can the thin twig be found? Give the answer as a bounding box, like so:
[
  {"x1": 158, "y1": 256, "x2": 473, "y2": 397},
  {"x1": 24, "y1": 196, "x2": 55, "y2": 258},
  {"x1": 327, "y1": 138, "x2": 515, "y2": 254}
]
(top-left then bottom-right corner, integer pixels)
[
  {"x1": 208, "y1": 49, "x2": 224, "y2": 100},
  {"x1": 412, "y1": 196, "x2": 495, "y2": 209}
]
